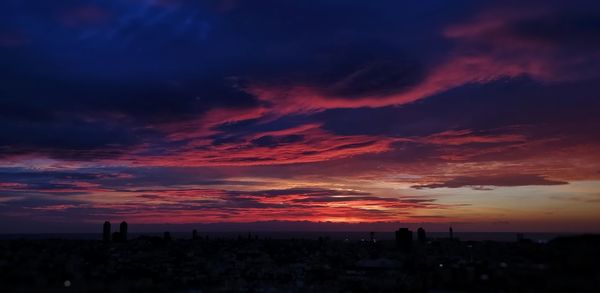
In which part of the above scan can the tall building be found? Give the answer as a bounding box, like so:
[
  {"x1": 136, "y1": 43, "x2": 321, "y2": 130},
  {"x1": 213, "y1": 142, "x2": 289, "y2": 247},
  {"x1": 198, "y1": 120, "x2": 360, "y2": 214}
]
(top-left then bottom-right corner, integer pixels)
[
  {"x1": 449, "y1": 227, "x2": 454, "y2": 240},
  {"x1": 192, "y1": 229, "x2": 198, "y2": 240},
  {"x1": 120, "y1": 221, "x2": 128, "y2": 242},
  {"x1": 395, "y1": 228, "x2": 413, "y2": 251},
  {"x1": 417, "y1": 227, "x2": 427, "y2": 243},
  {"x1": 103, "y1": 221, "x2": 111, "y2": 242}
]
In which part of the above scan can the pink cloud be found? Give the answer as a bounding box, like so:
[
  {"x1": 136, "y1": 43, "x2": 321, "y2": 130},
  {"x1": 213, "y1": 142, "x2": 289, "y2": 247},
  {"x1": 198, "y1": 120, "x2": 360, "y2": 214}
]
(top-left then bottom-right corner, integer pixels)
[
  {"x1": 130, "y1": 123, "x2": 398, "y2": 166},
  {"x1": 418, "y1": 130, "x2": 526, "y2": 145},
  {"x1": 0, "y1": 182, "x2": 28, "y2": 189}
]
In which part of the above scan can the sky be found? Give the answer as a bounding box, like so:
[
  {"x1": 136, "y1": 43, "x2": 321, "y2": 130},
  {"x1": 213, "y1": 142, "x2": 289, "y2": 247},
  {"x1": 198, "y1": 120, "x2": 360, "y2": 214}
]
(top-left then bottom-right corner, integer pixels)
[{"x1": 1, "y1": 0, "x2": 599, "y2": 233}]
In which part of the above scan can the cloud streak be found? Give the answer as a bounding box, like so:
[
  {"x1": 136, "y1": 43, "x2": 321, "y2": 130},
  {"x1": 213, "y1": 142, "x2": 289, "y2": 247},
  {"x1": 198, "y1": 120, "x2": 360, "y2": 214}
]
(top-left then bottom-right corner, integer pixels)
[{"x1": 412, "y1": 174, "x2": 568, "y2": 190}]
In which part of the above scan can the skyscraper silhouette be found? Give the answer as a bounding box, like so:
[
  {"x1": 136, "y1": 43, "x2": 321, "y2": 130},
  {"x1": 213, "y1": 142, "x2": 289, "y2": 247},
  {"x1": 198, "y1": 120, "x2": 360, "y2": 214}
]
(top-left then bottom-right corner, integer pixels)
[
  {"x1": 120, "y1": 221, "x2": 128, "y2": 242},
  {"x1": 103, "y1": 221, "x2": 111, "y2": 242},
  {"x1": 417, "y1": 227, "x2": 427, "y2": 243},
  {"x1": 395, "y1": 228, "x2": 413, "y2": 251}
]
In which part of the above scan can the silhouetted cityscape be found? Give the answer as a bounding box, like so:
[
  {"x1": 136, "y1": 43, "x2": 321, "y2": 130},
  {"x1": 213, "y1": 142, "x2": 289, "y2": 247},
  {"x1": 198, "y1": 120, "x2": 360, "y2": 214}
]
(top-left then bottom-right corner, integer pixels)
[
  {"x1": 2, "y1": 1, "x2": 600, "y2": 291},
  {"x1": 0, "y1": 222, "x2": 598, "y2": 292}
]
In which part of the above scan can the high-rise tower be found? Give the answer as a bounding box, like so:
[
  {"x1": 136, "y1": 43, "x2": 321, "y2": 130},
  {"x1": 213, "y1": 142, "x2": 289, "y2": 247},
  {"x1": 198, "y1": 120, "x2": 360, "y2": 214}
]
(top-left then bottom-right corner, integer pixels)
[
  {"x1": 120, "y1": 221, "x2": 128, "y2": 242},
  {"x1": 103, "y1": 221, "x2": 111, "y2": 242}
]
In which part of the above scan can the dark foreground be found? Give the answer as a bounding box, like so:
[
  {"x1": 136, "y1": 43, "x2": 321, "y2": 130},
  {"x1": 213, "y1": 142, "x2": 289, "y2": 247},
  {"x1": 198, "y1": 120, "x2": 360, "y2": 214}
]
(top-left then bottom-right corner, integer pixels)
[{"x1": 1, "y1": 234, "x2": 599, "y2": 292}]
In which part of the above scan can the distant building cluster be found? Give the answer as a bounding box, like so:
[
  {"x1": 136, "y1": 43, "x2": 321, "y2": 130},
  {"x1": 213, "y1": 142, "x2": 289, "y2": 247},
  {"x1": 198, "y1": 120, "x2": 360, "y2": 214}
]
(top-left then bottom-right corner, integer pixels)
[
  {"x1": 0, "y1": 222, "x2": 597, "y2": 291},
  {"x1": 102, "y1": 221, "x2": 128, "y2": 243}
]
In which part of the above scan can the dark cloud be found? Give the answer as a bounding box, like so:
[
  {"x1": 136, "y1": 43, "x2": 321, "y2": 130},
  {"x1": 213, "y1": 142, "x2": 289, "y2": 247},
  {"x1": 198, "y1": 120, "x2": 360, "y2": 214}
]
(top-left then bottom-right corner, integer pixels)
[
  {"x1": 0, "y1": 75, "x2": 259, "y2": 123},
  {"x1": 0, "y1": 169, "x2": 123, "y2": 181},
  {"x1": 317, "y1": 77, "x2": 600, "y2": 139},
  {"x1": 0, "y1": 118, "x2": 153, "y2": 159},
  {"x1": 412, "y1": 174, "x2": 568, "y2": 190},
  {"x1": 235, "y1": 188, "x2": 371, "y2": 197},
  {"x1": 291, "y1": 196, "x2": 434, "y2": 204},
  {"x1": 508, "y1": 12, "x2": 600, "y2": 47},
  {"x1": 251, "y1": 135, "x2": 304, "y2": 148},
  {"x1": 292, "y1": 196, "x2": 389, "y2": 203},
  {"x1": 0, "y1": 197, "x2": 82, "y2": 209},
  {"x1": 444, "y1": 1, "x2": 600, "y2": 82},
  {"x1": 252, "y1": 42, "x2": 428, "y2": 100},
  {"x1": 107, "y1": 168, "x2": 262, "y2": 187},
  {"x1": 2, "y1": 0, "x2": 597, "y2": 160},
  {"x1": 321, "y1": 47, "x2": 424, "y2": 98},
  {"x1": 213, "y1": 115, "x2": 312, "y2": 140}
]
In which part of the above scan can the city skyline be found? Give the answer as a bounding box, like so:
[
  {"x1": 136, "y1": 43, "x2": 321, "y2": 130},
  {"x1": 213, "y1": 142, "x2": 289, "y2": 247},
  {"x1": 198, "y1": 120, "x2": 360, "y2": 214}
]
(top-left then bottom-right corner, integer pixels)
[{"x1": 1, "y1": 0, "x2": 600, "y2": 233}]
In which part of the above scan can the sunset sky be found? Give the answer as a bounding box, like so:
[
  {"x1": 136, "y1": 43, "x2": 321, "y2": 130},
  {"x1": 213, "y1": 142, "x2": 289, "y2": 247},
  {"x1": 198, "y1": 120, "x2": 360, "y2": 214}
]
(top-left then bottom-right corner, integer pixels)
[{"x1": 1, "y1": 0, "x2": 599, "y2": 233}]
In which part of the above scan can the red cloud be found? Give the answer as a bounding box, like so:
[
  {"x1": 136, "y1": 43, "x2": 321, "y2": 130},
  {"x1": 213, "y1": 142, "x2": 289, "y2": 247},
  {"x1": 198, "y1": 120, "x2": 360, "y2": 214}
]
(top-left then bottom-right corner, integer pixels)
[{"x1": 132, "y1": 123, "x2": 397, "y2": 166}]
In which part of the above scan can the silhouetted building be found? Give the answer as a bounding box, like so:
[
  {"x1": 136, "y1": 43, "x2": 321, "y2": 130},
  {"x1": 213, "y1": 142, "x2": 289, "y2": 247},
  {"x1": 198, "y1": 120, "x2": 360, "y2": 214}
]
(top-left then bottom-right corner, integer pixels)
[
  {"x1": 517, "y1": 233, "x2": 524, "y2": 242},
  {"x1": 395, "y1": 228, "x2": 413, "y2": 251},
  {"x1": 164, "y1": 231, "x2": 172, "y2": 241},
  {"x1": 103, "y1": 221, "x2": 111, "y2": 242},
  {"x1": 370, "y1": 231, "x2": 376, "y2": 243},
  {"x1": 517, "y1": 233, "x2": 532, "y2": 243},
  {"x1": 120, "y1": 221, "x2": 128, "y2": 242},
  {"x1": 112, "y1": 231, "x2": 122, "y2": 242},
  {"x1": 192, "y1": 229, "x2": 198, "y2": 240},
  {"x1": 417, "y1": 227, "x2": 427, "y2": 243},
  {"x1": 449, "y1": 227, "x2": 454, "y2": 240}
]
